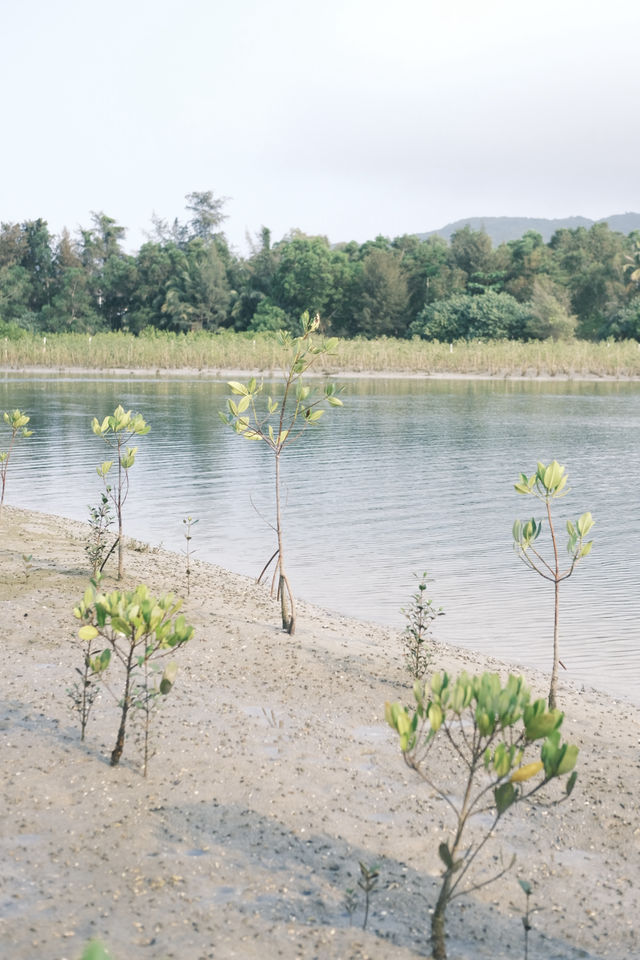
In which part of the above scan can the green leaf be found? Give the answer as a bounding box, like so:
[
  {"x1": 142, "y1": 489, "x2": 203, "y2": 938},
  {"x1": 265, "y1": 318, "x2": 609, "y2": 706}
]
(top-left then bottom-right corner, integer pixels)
[
  {"x1": 494, "y1": 781, "x2": 517, "y2": 814},
  {"x1": 577, "y1": 511, "x2": 594, "y2": 536},
  {"x1": 518, "y1": 879, "x2": 532, "y2": 895},
  {"x1": 427, "y1": 702, "x2": 443, "y2": 732},
  {"x1": 524, "y1": 708, "x2": 562, "y2": 741},
  {"x1": 566, "y1": 770, "x2": 578, "y2": 796},
  {"x1": 78, "y1": 625, "x2": 99, "y2": 642},
  {"x1": 160, "y1": 661, "x2": 178, "y2": 695},
  {"x1": 438, "y1": 842, "x2": 454, "y2": 869},
  {"x1": 110, "y1": 616, "x2": 131, "y2": 636},
  {"x1": 228, "y1": 381, "x2": 248, "y2": 395},
  {"x1": 81, "y1": 941, "x2": 112, "y2": 960},
  {"x1": 556, "y1": 743, "x2": 579, "y2": 775}
]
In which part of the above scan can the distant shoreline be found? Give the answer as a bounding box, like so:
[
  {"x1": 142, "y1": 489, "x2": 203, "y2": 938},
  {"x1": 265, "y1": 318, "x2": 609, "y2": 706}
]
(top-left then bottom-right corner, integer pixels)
[{"x1": 2, "y1": 364, "x2": 640, "y2": 383}]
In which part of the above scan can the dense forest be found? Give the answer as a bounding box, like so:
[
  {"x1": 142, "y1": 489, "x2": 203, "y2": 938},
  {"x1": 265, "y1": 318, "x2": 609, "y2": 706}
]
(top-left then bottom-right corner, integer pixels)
[{"x1": 2, "y1": 191, "x2": 640, "y2": 343}]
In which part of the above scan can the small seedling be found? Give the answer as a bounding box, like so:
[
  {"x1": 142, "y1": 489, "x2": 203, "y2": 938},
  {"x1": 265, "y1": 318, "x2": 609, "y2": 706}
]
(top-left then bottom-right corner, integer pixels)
[
  {"x1": 513, "y1": 460, "x2": 594, "y2": 708},
  {"x1": 358, "y1": 861, "x2": 380, "y2": 931},
  {"x1": 386, "y1": 671, "x2": 578, "y2": 960},
  {"x1": 68, "y1": 641, "x2": 110, "y2": 741},
  {"x1": 182, "y1": 516, "x2": 198, "y2": 596},
  {"x1": 74, "y1": 580, "x2": 193, "y2": 768},
  {"x1": 401, "y1": 572, "x2": 443, "y2": 680},
  {"x1": 343, "y1": 887, "x2": 358, "y2": 926},
  {"x1": 22, "y1": 553, "x2": 33, "y2": 583},
  {"x1": 0, "y1": 409, "x2": 33, "y2": 520},
  {"x1": 86, "y1": 493, "x2": 116, "y2": 576},
  {"x1": 220, "y1": 312, "x2": 343, "y2": 635},
  {"x1": 131, "y1": 660, "x2": 178, "y2": 776},
  {"x1": 92, "y1": 405, "x2": 150, "y2": 579},
  {"x1": 519, "y1": 879, "x2": 534, "y2": 960}
]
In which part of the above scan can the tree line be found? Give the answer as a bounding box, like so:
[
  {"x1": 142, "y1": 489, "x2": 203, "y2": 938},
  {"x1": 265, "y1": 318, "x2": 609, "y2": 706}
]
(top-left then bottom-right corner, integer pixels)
[{"x1": 2, "y1": 191, "x2": 640, "y2": 342}]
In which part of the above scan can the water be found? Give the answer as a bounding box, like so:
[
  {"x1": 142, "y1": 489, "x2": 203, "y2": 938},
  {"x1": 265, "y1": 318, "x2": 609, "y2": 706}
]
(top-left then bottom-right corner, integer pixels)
[{"x1": 1, "y1": 373, "x2": 639, "y2": 703}]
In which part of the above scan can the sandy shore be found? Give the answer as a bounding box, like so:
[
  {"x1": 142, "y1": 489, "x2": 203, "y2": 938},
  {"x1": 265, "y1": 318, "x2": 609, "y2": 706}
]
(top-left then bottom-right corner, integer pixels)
[
  {"x1": 0, "y1": 507, "x2": 638, "y2": 960},
  {"x1": 2, "y1": 364, "x2": 640, "y2": 382}
]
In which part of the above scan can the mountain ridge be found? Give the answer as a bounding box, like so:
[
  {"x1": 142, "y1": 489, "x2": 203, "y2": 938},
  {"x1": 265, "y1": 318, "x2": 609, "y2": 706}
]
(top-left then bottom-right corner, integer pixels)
[{"x1": 420, "y1": 212, "x2": 640, "y2": 246}]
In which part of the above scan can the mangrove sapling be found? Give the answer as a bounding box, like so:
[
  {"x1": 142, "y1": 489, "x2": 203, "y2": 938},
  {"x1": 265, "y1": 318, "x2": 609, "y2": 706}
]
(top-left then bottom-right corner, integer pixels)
[
  {"x1": 358, "y1": 861, "x2": 380, "y2": 931},
  {"x1": 513, "y1": 460, "x2": 594, "y2": 709},
  {"x1": 131, "y1": 659, "x2": 178, "y2": 777},
  {"x1": 343, "y1": 886, "x2": 358, "y2": 926},
  {"x1": 182, "y1": 515, "x2": 198, "y2": 597},
  {"x1": 386, "y1": 671, "x2": 578, "y2": 960},
  {"x1": 220, "y1": 312, "x2": 343, "y2": 635},
  {"x1": 401, "y1": 572, "x2": 443, "y2": 680},
  {"x1": 91, "y1": 405, "x2": 150, "y2": 579},
  {"x1": 86, "y1": 493, "x2": 116, "y2": 576},
  {"x1": 0, "y1": 409, "x2": 33, "y2": 520},
  {"x1": 73, "y1": 581, "x2": 193, "y2": 768},
  {"x1": 519, "y1": 879, "x2": 534, "y2": 960},
  {"x1": 68, "y1": 638, "x2": 110, "y2": 741},
  {"x1": 22, "y1": 553, "x2": 33, "y2": 583}
]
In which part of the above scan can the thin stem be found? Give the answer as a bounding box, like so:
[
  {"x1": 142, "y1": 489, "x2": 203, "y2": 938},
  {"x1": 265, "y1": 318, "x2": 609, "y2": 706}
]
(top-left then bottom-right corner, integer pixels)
[{"x1": 547, "y1": 499, "x2": 560, "y2": 710}]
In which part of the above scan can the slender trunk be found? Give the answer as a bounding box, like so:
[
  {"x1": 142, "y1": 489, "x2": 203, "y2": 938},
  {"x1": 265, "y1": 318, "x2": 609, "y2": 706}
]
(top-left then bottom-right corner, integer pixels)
[
  {"x1": 275, "y1": 451, "x2": 295, "y2": 634},
  {"x1": 550, "y1": 578, "x2": 560, "y2": 710},
  {"x1": 142, "y1": 662, "x2": 150, "y2": 778},
  {"x1": 431, "y1": 871, "x2": 453, "y2": 960},
  {"x1": 110, "y1": 646, "x2": 134, "y2": 765},
  {"x1": 80, "y1": 653, "x2": 90, "y2": 741},
  {"x1": 547, "y1": 501, "x2": 560, "y2": 710},
  {"x1": 0, "y1": 434, "x2": 16, "y2": 521},
  {"x1": 117, "y1": 452, "x2": 124, "y2": 579}
]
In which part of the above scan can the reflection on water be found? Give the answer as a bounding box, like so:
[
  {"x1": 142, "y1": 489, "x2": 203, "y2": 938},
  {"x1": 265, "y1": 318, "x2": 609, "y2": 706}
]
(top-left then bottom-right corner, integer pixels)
[{"x1": 2, "y1": 372, "x2": 639, "y2": 703}]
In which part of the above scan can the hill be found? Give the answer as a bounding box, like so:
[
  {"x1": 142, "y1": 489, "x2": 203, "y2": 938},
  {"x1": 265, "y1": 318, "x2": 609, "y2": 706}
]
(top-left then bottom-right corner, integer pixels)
[{"x1": 420, "y1": 213, "x2": 640, "y2": 245}]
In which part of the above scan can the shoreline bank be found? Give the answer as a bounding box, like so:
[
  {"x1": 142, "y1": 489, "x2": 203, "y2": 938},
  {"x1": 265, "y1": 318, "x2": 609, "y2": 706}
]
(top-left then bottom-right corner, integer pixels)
[
  {"x1": 1, "y1": 506, "x2": 638, "y2": 959},
  {"x1": 2, "y1": 363, "x2": 640, "y2": 383}
]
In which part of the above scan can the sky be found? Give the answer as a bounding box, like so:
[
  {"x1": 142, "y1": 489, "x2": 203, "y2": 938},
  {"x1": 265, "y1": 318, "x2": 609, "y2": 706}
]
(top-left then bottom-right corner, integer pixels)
[{"x1": 2, "y1": 0, "x2": 640, "y2": 255}]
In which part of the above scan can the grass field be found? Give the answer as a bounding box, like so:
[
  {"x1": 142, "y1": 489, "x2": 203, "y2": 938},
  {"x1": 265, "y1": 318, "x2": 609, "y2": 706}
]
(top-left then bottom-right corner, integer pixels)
[{"x1": 2, "y1": 329, "x2": 640, "y2": 377}]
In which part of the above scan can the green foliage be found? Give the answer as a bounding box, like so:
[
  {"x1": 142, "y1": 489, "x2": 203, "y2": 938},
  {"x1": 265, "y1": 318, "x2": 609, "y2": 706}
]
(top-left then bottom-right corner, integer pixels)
[
  {"x1": 182, "y1": 515, "x2": 198, "y2": 597},
  {"x1": 73, "y1": 581, "x2": 193, "y2": 769},
  {"x1": 22, "y1": 552, "x2": 33, "y2": 582},
  {"x1": 513, "y1": 461, "x2": 594, "y2": 709},
  {"x1": 386, "y1": 670, "x2": 578, "y2": 959},
  {"x1": 220, "y1": 312, "x2": 343, "y2": 635},
  {"x1": 410, "y1": 290, "x2": 531, "y2": 341},
  {"x1": 68, "y1": 630, "x2": 110, "y2": 741},
  {"x1": 2, "y1": 204, "x2": 640, "y2": 340},
  {"x1": 525, "y1": 277, "x2": 577, "y2": 340},
  {"x1": 599, "y1": 301, "x2": 640, "y2": 340},
  {"x1": 92, "y1": 405, "x2": 150, "y2": 579},
  {"x1": 85, "y1": 493, "x2": 116, "y2": 576},
  {"x1": 401, "y1": 572, "x2": 443, "y2": 680},
  {"x1": 357, "y1": 861, "x2": 380, "y2": 931},
  {"x1": 80, "y1": 942, "x2": 113, "y2": 960},
  {"x1": 247, "y1": 298, "x2": 290, "y2": 332},
  {"x1": 0, "y1": 408, "x2": 34, "y2": 519},
  {"x1": 131, "y1": 659, "x2": 178, "y2": 776}
]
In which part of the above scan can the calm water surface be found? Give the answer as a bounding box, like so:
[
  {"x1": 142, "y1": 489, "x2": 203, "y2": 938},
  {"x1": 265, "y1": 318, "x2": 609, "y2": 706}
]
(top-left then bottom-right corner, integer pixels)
[{"x1": 2, "y1": 373, "x2": 639, "y2": 703}]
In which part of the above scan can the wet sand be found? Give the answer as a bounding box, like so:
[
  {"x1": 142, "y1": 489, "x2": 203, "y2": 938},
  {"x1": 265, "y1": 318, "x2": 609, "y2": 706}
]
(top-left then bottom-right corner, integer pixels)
[{"x1": 0, "y1": 507, "x2": 638, "y2": 960}]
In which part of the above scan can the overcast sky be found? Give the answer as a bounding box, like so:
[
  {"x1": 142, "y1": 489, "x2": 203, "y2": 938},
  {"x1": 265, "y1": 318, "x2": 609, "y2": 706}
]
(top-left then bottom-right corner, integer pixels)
[{"x1": 2, "y1": 0, "x2": 639, "y2": 254}]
